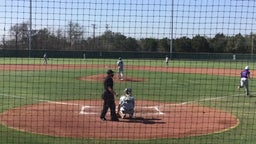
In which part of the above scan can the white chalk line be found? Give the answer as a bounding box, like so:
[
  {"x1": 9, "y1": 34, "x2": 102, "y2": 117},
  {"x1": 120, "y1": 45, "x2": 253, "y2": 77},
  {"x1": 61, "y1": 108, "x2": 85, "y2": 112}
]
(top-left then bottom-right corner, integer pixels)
[
  {"x1": 0, "y1": 93, "x2": 82, "y2": 106},
  {"x1": 154, "y1": 106, "x2": 164, "y2": 115},
  {"x1": 162, "y1": 92, "x2": 253, "y2": 107},
  {"x1": 0, "y1": 93, "x2": 26, "y2": 99},
  {"x1": 45, "y1": 101, "x2": 80, "y2": 106},
  {"x1": 79, "y1": 106, "x2": 98, "y2": 115},
  {"x1": 1, "y1": 92, "x2": 254, "y2": 115},
  {"x1": 0, "y1": 93, "x2": 164, "y2": 115},
  {"x1": 79, "y1": 105, "x2": 164, "y2": 115}
]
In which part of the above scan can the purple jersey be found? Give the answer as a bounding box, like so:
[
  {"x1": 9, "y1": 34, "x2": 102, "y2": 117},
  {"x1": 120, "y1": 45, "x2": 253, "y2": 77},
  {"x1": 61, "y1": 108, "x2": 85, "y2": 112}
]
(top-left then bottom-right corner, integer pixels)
[{"x1": 240, "y1": 70, "x2": 250, "y2": 78}]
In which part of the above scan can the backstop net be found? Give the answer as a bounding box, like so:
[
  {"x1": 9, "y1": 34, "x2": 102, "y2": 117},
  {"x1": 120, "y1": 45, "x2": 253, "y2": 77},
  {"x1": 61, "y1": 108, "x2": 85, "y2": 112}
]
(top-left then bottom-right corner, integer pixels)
[{"x1": 0, "y1": 0, "x2": 256, "y2": 144}]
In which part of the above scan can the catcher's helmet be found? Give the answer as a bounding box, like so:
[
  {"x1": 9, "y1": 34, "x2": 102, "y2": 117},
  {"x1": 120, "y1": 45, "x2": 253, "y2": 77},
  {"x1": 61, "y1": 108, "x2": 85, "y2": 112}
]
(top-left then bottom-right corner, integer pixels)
[
  {"x1": 118, "y1": 57, "x2": 122, "y2": 60},
  {"x1": 124, "y1": 88, "x2": 132, "y2": 95},
  {"x1": 245, "y1": 66, "x2": 249, "y2": 70}
]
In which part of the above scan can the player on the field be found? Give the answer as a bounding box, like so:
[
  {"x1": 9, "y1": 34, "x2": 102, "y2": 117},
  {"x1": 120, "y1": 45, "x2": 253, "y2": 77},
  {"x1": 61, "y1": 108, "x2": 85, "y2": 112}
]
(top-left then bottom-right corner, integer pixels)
[
  {"x1": 165, "y1": 55, "x2": 169, "y2": 67},
  {"x1": 117, "y1": 88, "x2": 135, "y2": 119},
  {"x1": 238, "y1": 66, "x2": 251, "y2": 96},
  {"x1": 117, "y1": 57, "x2": 124, "y2": 80},
  {"x1": 43, "y1": 53, "x2": 48, "y2": 64}
]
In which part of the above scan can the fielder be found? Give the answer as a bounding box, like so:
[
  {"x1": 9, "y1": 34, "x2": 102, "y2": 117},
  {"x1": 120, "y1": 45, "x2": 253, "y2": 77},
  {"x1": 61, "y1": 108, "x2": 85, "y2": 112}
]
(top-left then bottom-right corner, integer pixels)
[
  {"x1": 117, "y1": 88, "x2": 135, "y2": 119},
  {"x1": 238, "y1": 66, "x2": 250, "y2": 96},
  {"x1": 165, "y1": 55, "x2": 169, "y2": 67},
  {"x1": 43, "y1": 53, "x2": 48, "y2": 64},
  {"x1": 117, "y1": 57, "x2": 124, "y2": 80}
]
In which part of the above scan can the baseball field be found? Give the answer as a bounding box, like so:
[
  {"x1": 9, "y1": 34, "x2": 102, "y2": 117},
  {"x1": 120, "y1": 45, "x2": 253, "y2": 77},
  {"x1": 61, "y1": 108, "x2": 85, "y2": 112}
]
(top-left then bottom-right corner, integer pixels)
[{"x1": 0, "y1": 57, "x2": 255, "y2": 144}]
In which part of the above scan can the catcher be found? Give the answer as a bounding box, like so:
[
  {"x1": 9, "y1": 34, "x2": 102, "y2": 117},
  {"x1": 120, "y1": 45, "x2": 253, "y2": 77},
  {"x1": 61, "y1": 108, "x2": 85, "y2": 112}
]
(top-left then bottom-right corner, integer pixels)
[{"x1": 117, "y1": 88, "x2": 135, "y2": 119}]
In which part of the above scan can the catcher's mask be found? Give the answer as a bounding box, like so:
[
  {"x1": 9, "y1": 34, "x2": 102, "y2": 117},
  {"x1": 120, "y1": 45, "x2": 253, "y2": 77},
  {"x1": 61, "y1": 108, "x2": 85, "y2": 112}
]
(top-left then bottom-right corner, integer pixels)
[{"x1": 124, "y1": 88, "x2": 132, "y2": 95}]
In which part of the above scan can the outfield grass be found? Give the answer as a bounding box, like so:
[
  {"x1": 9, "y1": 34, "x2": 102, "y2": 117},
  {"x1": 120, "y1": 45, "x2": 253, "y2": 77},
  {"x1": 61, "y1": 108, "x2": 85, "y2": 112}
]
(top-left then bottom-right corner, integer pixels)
[{"x1": 0, "y1": 58, "x2": 256, "y2": 144}]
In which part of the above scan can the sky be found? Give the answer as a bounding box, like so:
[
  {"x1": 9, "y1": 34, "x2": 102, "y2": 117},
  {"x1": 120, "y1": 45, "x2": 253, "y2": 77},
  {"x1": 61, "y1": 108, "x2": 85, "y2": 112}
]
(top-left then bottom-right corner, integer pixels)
[{"x1": 0, "y1": 0, "x2": 255, "y2": 41}]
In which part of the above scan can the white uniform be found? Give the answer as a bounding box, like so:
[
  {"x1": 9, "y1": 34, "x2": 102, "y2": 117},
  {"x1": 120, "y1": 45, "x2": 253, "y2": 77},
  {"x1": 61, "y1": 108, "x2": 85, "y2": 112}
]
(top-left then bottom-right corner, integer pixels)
[
  {"x1": 117, "y1": 58, "x2": 124, "y2": 80},
  {"x1": 118, "y1": 94, "x2": 135, "y2": 118},
  {"x1": 165, "y1": 56, "x2": 169, "y2": 67},
  {"x1": 43, "y1": 53, "x2": 48, "y2": 64}
]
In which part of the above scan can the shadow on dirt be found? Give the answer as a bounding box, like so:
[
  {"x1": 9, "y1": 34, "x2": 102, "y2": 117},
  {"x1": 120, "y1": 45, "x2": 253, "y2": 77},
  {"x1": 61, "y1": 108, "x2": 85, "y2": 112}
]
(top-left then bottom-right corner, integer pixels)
[{"x1": 119, "y1": 117, "x2": 165, "y2": 124}]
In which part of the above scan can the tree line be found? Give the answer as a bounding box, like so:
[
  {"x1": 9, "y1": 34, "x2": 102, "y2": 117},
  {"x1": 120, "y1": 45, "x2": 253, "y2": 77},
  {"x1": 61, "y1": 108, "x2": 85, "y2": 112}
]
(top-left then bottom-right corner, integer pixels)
[{"x1": 1, "y1": 21, "x2": 255, "y2": 53}]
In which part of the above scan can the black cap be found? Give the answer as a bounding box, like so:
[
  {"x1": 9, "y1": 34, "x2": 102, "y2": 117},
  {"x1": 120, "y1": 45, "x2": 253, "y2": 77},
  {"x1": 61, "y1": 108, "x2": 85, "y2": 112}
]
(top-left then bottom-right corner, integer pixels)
[{"x1": 107, "y1": 69, "x2": 114, "y2": 74}]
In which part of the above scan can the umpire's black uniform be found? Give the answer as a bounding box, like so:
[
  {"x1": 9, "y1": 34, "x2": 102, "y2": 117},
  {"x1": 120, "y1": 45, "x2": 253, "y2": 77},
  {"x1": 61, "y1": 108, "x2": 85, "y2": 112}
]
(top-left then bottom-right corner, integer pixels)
[{"x1": 100, "y1": 70, "x2": 119, "y2": 121}]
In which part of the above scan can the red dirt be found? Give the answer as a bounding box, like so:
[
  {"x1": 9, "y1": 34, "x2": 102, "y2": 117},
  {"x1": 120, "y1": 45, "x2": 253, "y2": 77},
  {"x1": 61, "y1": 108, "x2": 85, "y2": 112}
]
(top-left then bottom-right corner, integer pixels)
[
  {"x1": 0, "y1": 64, "x2": 240, "y2": 139},
  {"x1": 0, "y1": 100, "x2": 238, "y2": 139}
]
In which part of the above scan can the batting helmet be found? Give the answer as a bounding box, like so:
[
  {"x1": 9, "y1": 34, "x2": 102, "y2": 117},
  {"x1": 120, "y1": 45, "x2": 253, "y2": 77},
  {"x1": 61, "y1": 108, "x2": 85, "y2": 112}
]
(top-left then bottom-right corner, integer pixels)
[{"x1": 245, "y1": 66, "x2": 249, "y2": 70}]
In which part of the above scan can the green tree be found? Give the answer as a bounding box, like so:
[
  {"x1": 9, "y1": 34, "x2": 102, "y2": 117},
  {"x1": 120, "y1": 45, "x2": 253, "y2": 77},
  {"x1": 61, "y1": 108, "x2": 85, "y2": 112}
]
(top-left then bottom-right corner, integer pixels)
[
  {"x1": 209, "y1": 33, "x2": 227, "y2": 53},
  {"x1": 66, "y1": 21, "x2": 84, "y2": 49},
  {"x1": 225, "y1": 36, "x2": 235, "y2": 53},
  {"x1": 191, "y1": 35, "x2": 209, "y2": 52},
  {"x1": 173, "y1": 36, "x2": 192, "y2": 52},
  {"x1": 158, "y1": 38, "x2": 170, "y2": 52},
  {"x1": 94, "y1": 31, "x2": 140, "y2": 51},
  {"x1": 140, "y1": 38, "x2": 158, "y2": 52},
  {"x1": 32, "y1": 28, "x2": 51, "y2": 50},
  {"x1": 125, "y1": 37, "x2": 140, "y2": 51},
  {"x1": 112, "y1": 33, "x2": 127, "y2": 51},
  {"x1": 233, "y1": 33, "x2": 247, "y2": 53},
  {"x1": 9, "y1": 22, "x2": 29, "y2": 49},
  {"x1": 244, "y1": 33, "x2": 256, "y2": 54}
]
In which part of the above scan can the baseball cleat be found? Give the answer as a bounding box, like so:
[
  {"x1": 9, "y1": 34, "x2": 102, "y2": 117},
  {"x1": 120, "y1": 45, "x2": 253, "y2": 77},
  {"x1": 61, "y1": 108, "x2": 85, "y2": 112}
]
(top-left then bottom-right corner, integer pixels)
[{"x1": 100, "y1": 117, "x2": 107, "y2": 121}]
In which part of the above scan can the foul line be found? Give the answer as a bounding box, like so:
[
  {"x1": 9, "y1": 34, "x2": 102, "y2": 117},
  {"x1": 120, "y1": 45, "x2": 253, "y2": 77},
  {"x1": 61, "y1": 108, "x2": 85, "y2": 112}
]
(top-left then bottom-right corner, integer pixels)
[
  {"x1": 79, "y1": 105, "x2": 164, "y2": 115},
  {"x1": 163, "y1": 92, "x2": 253, "y2": 107},
  {"x1": 79, "y1": 106, "x2": 97, "y2": 115},
  {"x1": 1, "y1": 92, "x2": 254, "y2": 115},
  {"x1": 154, "y1": 106, "x2": 164, "y2": 115},
  {"x1": 0, "y1": 93, "x2": 82, "y2": 106},
  {"x1": 0, "y1": 93, "x2": 165, "y2": 115}
]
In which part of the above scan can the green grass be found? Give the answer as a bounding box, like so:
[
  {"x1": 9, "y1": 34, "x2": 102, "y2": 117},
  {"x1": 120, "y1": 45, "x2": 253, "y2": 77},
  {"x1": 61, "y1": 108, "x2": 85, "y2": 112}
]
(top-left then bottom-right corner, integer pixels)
[
  {"x1": 0, "y1": 57, "x2": 254, "y2": 69},
  {"x1": 0, "y1": 58, "x2": 256, "y2": 144}
]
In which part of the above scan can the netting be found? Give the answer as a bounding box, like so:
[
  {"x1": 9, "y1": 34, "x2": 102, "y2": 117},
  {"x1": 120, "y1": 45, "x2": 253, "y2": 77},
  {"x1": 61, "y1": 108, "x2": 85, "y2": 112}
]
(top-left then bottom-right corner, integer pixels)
[{"x1": 0, "y1": 0, "x2": 256, "y2": 144}]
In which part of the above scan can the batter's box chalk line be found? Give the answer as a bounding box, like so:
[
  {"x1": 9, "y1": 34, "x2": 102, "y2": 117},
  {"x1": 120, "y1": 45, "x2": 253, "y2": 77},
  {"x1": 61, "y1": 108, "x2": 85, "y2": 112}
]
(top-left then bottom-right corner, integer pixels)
[{"x1": 79, "y1": 105, "x2": 164, "y2": 115}]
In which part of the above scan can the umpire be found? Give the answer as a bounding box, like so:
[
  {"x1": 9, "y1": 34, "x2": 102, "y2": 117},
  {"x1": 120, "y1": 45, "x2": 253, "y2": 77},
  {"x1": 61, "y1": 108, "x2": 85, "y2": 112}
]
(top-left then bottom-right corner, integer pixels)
[{"x1": 100, "y1": 69, "x2": 119, "y2": 121}]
